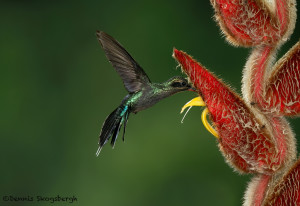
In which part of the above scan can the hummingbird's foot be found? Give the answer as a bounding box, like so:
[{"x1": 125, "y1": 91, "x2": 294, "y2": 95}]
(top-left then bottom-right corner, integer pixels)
[{"x1": 181, "y1": 96, "x2": 219, "y2": 139}]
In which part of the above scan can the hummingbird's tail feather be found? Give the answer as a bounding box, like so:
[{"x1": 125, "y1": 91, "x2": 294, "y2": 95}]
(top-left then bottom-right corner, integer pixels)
[
  {"x1": 122, "y1": 112, "x2": 130, "y2": 142},
  {"x1": 96, "y1": 104, "x2": 130, "y2": 156},
  {"x1": 96, "y1": 146, "x2": 102, "y2": 156},
  {"x1": 110, "y1": 118, "x2": 122, "y2": 148}
]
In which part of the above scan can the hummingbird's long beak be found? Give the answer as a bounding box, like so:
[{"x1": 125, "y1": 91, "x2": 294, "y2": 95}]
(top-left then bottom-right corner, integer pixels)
[{"x1": 188, "y1": 87, "x2": 197, "y2": 92}]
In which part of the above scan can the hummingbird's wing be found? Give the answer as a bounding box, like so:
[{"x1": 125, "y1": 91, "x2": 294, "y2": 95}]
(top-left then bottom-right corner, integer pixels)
[{"x1": 96, "y1": 31, "x2": 151, "y2": 93}]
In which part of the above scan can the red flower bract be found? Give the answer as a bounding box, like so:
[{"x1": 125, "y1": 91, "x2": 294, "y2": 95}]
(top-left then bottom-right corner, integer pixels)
[{"x1": 174, "y1": 0, "x2": 300, "y2": 205}]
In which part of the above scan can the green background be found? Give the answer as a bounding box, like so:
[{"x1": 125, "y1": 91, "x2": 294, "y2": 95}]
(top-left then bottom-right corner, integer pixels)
[{"x1": 1, "y1": 1, "x2": 300, "y2": 205}]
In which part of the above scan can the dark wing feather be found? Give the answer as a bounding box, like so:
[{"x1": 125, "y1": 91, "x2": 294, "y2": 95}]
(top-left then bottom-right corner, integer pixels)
[{"x1": 96, "y1": 31, "x2": 151, "y2": 93}]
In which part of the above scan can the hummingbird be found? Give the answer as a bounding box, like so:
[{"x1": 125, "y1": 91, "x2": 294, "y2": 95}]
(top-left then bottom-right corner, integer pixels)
[{"x1": 96, "y1": 31, "x2": 192, "y2": 156}]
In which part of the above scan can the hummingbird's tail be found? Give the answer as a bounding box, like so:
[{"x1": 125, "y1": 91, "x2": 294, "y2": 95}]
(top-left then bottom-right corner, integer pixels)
[{"x1": 96, "y1": 104, "x2": 130, "y2": 156}]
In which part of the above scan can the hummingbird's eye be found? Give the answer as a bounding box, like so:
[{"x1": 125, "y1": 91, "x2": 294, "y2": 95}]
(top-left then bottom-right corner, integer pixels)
[
  {"x1": 171, "y1": 82, "x2": 182, "y2": 87},
  {"x1": 171, "y1": 81, "x2": 188, "y2": 88}
]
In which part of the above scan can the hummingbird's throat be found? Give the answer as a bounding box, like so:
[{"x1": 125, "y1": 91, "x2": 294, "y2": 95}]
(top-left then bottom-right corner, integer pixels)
[{"x1": 181, "y1": 96, "x2": 219, "y2": 139}]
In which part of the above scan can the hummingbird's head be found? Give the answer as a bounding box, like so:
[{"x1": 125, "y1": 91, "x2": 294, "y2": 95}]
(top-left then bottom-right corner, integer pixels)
[{"x1": 167, "y1": 76, "x2": 194, "y2": 92}]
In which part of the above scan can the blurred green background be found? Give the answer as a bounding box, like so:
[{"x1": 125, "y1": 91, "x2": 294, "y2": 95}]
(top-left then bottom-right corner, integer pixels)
[{"x1": 1, "y1": 1, "x2": 300, "y2": 205}]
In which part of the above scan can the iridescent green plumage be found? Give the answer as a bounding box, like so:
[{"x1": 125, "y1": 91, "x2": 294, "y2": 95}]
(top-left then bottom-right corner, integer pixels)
[{"x1": 96, "y1": 31, "x2": 192, "y2": 155}]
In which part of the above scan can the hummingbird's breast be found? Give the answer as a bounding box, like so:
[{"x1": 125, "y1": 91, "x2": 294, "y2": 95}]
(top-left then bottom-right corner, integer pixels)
[
  {"x1": 128, "y1": 90, "x2": 156, "y2": 113},
  {"x1": 129, "y1": 85, "x2": 172, "y2": 113}
]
